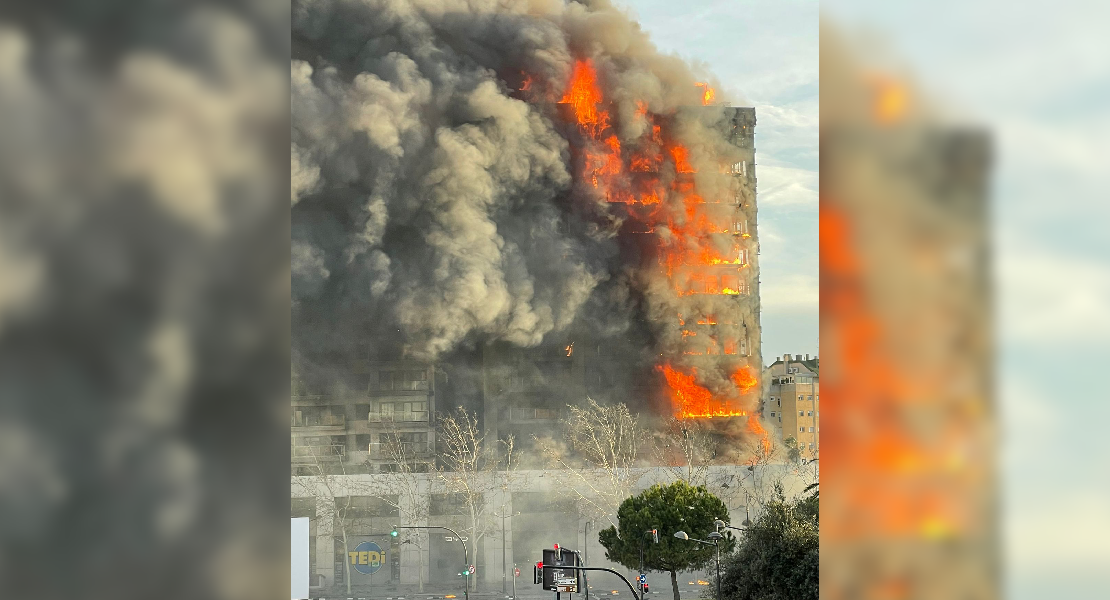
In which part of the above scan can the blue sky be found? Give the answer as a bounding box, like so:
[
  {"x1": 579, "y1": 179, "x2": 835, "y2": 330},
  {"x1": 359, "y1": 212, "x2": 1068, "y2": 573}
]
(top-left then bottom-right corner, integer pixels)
[
  {"x1": 820, "y1": 1, "x2": 1110, "y2": 597},
  {"x1": 617, "y1": 0, "x2": 820, "y2": 366}
]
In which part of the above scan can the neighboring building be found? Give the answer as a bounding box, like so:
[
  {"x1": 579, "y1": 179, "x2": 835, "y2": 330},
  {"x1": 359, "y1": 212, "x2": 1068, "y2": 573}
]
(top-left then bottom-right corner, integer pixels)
[{"x1": 763, "y1": 353, "x2": 820, "y2": 458}]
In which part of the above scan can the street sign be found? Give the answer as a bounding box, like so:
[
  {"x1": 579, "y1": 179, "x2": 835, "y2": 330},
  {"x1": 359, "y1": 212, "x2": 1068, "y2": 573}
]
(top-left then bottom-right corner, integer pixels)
[
  {"x1": 349, "y1": 541, "x2": 386, "y2": 575},
  {"x1": 542, "y1": 548, "x2": 583, "y2": 593},
  {"x1": 514, "y1": 567, "x2": 521, "y2": 577},
  {"x1": 468, "y1": 564, "x2": 476, "y2": 575},
  {"x1": 556, "y1": 577, "x2": 578, "y2": 593},
  {"x1": 638, "y1": 574, "x2": 646, "y2": 585}
]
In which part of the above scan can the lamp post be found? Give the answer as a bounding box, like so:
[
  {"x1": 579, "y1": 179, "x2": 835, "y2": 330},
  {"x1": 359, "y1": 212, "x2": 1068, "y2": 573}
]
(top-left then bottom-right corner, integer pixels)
[
  {"x1": 394, "y1": 525, "x2": 469, "y2": 600},
  {"x1": 638, "y1": 529, "x2": 657, "y2": 598},
  {"x1": 583, "y1": 521, "x2": 592, "y2": 600},
  {"x1": 714, "y1": 519, "x2": 747, "y2": 534},
  {"x1": 674, "y1": 531, "x2": 722, "y2": 600}
]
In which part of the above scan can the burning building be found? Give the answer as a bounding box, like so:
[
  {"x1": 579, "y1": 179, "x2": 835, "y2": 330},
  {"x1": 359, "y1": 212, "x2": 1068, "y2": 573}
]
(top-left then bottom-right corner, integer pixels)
[
  {"x1": 289, "y1": 0, "x2": 781, "y2": 588},
  {"x1": 292, "y1": 0, "x2": 768, "y2": 461}
]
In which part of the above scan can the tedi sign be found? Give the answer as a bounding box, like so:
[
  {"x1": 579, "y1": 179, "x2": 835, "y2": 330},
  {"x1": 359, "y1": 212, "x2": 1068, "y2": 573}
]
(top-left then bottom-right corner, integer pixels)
[{"x1": 349, "y1": 541, "x2": 386, "y2": 575}]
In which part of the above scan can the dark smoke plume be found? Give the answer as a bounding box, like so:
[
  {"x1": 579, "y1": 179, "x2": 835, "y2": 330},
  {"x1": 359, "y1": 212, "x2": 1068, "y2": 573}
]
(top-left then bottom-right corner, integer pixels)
[
  {"x1": 293, "y1": 0, "x2": 760, "y2": 417},
  {"x1": 0, "y1": 1, "x2": 289, "y2": 598}
]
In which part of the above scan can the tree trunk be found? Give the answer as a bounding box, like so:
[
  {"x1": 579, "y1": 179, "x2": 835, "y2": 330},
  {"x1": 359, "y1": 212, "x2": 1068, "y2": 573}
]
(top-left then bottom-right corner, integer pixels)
[
  {"x1": 670, "y1": 569, "x2": 680, "y2": 600},
  {"x1": 418, "y1": 539, "x2": 425, "y2": 593},
  {"x1": 342, "y1": 526, "x2": 352, "y2": 595},
  {"x1": 470, "y1": 505, "x2": 479, "y2": 592}
]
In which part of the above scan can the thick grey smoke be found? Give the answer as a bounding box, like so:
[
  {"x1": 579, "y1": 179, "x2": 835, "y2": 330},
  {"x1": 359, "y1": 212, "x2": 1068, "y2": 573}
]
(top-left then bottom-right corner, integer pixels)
[
  {"x1": 0, "y1": 2, "x2": 288, "y2": 599},
  {"x1": 292, "y1": 0, "x2": 759, "y2": 414}
]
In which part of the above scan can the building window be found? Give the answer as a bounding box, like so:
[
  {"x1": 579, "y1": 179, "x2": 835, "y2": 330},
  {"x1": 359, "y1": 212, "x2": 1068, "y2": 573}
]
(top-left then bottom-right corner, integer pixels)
[
  {"x1": 777, "y1": 399, "x2": 781, "y2": 407},
  {"x1": 770, "y1": 412, "x2": 776, "y2": 417},
  {"x1": 798, "y1": 395, "x2": 804, "y2": 401},
  {"x1": 376, "y1": 369, "x2": 428, "y2": 391},
  {"x1": 799, "y1": 411, "x2": 804, "y2": 416},
  {"x1": 807, "y1": 411, "x2": 813, "y2": 417},
  {"x1": 808, "y1": 442, "x2": 815, "y2": 449},
  {"x1": 800, "y1": 427, "x2": 805, "y2": 432},
  {"x1": 809, "y1": 427, "x2": 814, "y2": 432},
  {"x1": 807, "y1": 395, "x2": 813, "y2": 401}
]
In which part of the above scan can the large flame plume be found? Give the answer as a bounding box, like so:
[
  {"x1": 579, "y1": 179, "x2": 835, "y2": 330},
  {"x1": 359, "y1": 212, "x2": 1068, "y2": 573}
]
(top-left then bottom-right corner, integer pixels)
[{"x1": 550, "y1": 58, "x2": 759, "y2": 425}]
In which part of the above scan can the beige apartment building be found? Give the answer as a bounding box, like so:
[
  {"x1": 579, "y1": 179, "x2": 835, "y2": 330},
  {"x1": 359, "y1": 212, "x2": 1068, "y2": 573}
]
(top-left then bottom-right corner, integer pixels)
[{"x1": 763, "y1": 353, "x2": 819, "y2": 459}]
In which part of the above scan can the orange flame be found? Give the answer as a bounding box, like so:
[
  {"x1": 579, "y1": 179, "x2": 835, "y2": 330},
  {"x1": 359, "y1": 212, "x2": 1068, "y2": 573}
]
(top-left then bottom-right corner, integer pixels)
[
  {"x1": 550, "y1": 59, "x2": 757, "y2": 429},
  {"x1": 660, "y1": 365, "x2": 755, "y2": 419},
  {"x1": 747, "y1": 414, "x2": 772, "y2": 455},
  {"x1": 695, "y1": 82, "x2": 715, "y2": 106},
  {"x1": 561, "y1": 60, "x2": 609, "y2": 137}
]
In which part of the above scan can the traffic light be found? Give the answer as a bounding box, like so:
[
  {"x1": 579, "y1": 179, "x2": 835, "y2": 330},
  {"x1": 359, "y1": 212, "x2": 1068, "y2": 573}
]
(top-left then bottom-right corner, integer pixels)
[
  {"x1": 652, "y1": 529, "x2": 659, "y2": 544},
  {"x1": 534, "y1": 562, "x2": 543, "y2": 584},
  {"x1": 390, "y1": 529, "x2": 399, "y2": 537}
]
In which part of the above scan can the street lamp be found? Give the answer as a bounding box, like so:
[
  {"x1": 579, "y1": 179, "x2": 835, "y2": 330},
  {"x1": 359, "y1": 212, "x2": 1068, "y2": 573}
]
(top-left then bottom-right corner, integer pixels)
[
  {"x1": 638, "y1": 529, "x2": 658, "y2": 598},
  {"x1": 714, "y1": 519, "x2": 747, "y2": 534},
  {"x1": 674, "y1": 531, "x2": 722, "y2": 600},
  {"x1": 394, "y1": 525, "x2": 469, "y2": 600}
]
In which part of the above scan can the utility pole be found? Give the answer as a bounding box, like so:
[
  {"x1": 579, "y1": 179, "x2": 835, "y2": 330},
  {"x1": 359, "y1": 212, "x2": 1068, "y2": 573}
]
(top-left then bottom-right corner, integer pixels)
[{"x1": 502, "y1": 511, "x2": 508, "y2": 596}]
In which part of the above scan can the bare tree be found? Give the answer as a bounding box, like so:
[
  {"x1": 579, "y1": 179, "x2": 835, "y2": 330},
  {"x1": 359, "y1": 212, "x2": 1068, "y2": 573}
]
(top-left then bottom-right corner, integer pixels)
[
  {"x1": 369, "y1": 419, "x2": 434, "y2": 591},
  {"x1": 649, "y1": 416, "x2": 719, "y2": 486},
  {"x1": 436, "y1": 406, "x2": 507, "y2": 589},
  {"x1": 536, "y1": 398, "x2": 645, "y2": 529},
  {"x1": 291, "y1": 444, "x2": 379, "y2": 596}
]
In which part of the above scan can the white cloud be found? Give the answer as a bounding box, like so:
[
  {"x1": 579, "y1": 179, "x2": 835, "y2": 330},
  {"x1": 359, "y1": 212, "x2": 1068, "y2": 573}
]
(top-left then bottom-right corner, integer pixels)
[
  {"x1": 755, "y1": 164, "x2": 818, "y2": 208},
  {"x1": 1006, "y1": 490, "x2": 1110, "y2": 569},
  {"x1": 759, "y1": 272, "x2": 819, "y2": 312},
  {"x1": 997, "y1": 242, "x2": 1110, "y2": 344}
]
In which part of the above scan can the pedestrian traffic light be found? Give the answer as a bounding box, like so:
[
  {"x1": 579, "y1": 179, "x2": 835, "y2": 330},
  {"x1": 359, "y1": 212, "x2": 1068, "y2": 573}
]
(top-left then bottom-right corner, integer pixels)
[{"x1": 390, "y1": 529, "x2": 398, "y2": 537}]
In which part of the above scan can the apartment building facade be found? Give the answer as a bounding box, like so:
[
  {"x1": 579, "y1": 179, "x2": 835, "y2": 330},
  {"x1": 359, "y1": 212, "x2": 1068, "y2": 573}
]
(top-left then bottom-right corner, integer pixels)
[
  {"x1": 763, "y1": 353, "x2": 820, "y2": 459},
  {"x1": 292, "y1": 360, "x2": 437, "y2": 476}
]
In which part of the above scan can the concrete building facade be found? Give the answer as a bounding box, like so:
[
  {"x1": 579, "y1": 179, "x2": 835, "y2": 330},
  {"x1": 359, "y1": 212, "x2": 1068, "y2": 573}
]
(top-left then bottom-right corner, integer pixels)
[{"x1": 763, "y1": 354, "x2": 820, "y2": 459}]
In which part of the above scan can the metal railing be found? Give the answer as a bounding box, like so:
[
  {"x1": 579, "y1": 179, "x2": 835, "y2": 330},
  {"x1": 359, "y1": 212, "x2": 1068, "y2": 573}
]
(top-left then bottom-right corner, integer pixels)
[
  {"x1": 368, "y1": 411, "x2": 429, "y2": 423},
  {"x1": 291, "y1": 444, "x2": 346, "y2": 460},
  {"x1": 507, "y1": 407, "x2": 557, "y2": 422},
  {"x1": 369, "y1": 441, "x2": 433, "y2": 458}
]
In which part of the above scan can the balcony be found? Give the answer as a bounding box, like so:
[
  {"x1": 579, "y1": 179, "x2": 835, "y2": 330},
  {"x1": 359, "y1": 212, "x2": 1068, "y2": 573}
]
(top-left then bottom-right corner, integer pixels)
[
  {"x1": 291, "y1": 444, "x2": 346, "y2": 462},
  {"x1": 368, "y1": 411, "x2": 429, "y2": 423},
  {"x1": 368, "y1": 441, "x2": 434, "y2": 459},
  {"x1": 291, "y1": 413, "x2": 346, "y2": 430},
  {"x1": 507, "y1": 407, "x2": 558, "y2": 422}
]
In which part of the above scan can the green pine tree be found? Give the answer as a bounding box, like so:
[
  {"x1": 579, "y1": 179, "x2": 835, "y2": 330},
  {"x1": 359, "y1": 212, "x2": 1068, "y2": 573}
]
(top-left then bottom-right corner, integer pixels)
[{"x1": 599, "y1": 481, "x2": 736, "y2": 600}]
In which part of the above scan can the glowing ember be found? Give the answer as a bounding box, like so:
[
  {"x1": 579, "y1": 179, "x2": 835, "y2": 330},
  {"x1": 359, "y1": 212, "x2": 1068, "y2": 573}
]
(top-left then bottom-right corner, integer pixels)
[{"x1": 565, "y1": 342, "x2": 574, "y2": 357}]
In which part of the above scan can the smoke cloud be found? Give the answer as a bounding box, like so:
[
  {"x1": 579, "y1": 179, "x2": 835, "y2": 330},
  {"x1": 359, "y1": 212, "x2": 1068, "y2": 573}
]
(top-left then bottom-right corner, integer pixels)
[{"x1": 293, "y1": 0, "x2": 760, "y2": 418}]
